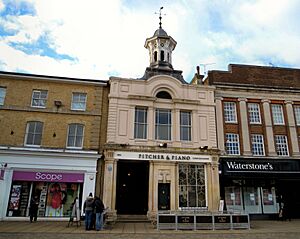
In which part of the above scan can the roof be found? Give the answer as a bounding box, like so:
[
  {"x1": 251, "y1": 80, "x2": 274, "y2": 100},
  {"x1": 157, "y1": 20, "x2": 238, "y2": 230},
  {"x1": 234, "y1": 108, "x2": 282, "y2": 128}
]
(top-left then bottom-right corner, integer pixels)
[{"x1": 153, "y1": 27, "x2": 168, "y2": 37}]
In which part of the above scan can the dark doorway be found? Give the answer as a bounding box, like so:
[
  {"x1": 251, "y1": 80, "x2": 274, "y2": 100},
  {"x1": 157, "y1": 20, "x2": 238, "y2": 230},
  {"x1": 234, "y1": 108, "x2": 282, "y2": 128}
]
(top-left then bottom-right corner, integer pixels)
[
  {"x1": 116, "y1": 160, "x2": 149, "y2": 214},
  {"x1": 158, "y1": 183, "x2": 170, "y2": 210}
]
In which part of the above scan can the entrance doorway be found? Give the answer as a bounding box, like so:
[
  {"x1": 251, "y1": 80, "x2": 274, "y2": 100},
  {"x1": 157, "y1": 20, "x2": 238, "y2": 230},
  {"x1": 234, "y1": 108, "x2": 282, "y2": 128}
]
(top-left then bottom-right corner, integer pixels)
[{"x1": 116, "y1": 160, "x2": 149, "y2": 214}]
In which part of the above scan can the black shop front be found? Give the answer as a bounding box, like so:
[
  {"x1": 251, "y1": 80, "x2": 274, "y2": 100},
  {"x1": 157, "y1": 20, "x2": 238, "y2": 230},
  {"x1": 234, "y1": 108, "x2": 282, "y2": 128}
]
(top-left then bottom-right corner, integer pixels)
[{"x1": 219, "y1": 158, "x2": 300, "y2": 219}]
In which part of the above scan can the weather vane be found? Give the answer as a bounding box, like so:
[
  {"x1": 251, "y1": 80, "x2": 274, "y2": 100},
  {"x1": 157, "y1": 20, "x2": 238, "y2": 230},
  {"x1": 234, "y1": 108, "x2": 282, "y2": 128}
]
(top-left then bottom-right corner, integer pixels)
[{"x1": 155, "y1": 7, "x2": 165, "y2": 28}]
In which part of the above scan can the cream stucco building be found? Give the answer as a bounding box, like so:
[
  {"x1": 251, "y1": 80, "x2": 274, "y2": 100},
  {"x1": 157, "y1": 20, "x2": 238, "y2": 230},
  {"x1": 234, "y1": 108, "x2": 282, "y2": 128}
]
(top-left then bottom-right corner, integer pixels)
[{"x1": 102, "y1": 23, "x2": 220, "y2": 222}]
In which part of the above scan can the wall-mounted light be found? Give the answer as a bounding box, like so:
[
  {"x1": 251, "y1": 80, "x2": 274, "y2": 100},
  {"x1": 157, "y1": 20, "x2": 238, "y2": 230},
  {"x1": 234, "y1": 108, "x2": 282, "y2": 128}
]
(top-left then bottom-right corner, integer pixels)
[
  {"x1": 54, "y1": 100, "x2": 62, "y2": 107},
  {"x1": 199, "y1": 146, "x2": 208, "y2": 150},
  {"x1": 159, "y1": 143, "x2": 168, "y2": 148},
  {"x1": 53, "y1": 133, "x2": 56, "y2": 138}
]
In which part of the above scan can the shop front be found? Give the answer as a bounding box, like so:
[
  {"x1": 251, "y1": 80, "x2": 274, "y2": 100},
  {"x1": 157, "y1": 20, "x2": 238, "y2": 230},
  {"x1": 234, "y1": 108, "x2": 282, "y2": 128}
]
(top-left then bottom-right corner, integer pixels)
[
  {"x1": 7, "y1": 171, "x2": 83, "y2": 218},
  {"x1": 102, "y1": 150, "x2": 220, "y2": 222},
  {"x1": 219, "y1": 158, "x2": 300, "y2": 218}
]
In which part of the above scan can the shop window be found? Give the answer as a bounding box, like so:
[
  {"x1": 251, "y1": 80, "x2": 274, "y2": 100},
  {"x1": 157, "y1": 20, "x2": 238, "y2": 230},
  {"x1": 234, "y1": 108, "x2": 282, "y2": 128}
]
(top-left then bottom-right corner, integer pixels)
[
  {"x1": 271, "y1": 104, "x2": 285, "y2": 125},
  {"x1": 251, "y1": 134, "x2": 265, "y2": 156},
  {"x1": 155, "y1": 108, "x2": 171, "y2": 140},
  {"x1": 225, "y1": 133, "x2": 240, "y2": 155},
  {"x1": 224, "y1": 186, "x2": 243, "y2": 213},
  {"x1": 248, "y1": 103, "x2": 261, "y2": 124},
  {"x1": 294, "y1": 105, "x2": 300, "y2": 125},
  {"x1": 134, "y1": 107, "x2": 148, "y2": 139},
  {"x1": 67, "y1": 124, "x2": 84, "y2": 149},
  {"x1": 180, "y1": 111, "x2": 191, "y2": 141},
  {"x1": 275, "y1": 135, "x2": 289, "y2": 156},
  {"x1": 24, "y1": 121, "x2": 43, "y2": 146},
  {"x1": 31, "y1": 90, "x2": 48, "y2": 108},
  {"x1": 223, "y1": 102, "x2": 237, "y2": 123},
  {"x1": 179, "y1": 164, "x2": 206, "y2": 208},
  {"x1": 71, "y1": 92, "x2": 87, "y2": 111},
  {"x1": 0, "y1": 87, "x2": 6, "y2": 105}
]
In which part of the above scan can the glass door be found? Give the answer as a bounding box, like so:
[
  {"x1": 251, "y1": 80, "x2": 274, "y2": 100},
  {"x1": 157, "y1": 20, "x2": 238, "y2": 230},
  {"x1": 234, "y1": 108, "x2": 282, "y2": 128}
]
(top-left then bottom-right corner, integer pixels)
[
  {"x1": 261, "y1": 187, "x2": 278, "y2": 214},
  {"x1": 224, "y1": 186, "x2": 243, "y2": 213},
  {"x1": 244, "y1": 187, "x2": 262, "y2": 214}
]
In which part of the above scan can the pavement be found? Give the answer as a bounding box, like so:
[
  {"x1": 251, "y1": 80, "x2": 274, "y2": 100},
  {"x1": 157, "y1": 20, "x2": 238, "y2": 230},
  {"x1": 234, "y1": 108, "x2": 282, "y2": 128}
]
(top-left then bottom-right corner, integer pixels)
[{"x1": 1, "y1": 219, "x2": 300, "y2": 239}]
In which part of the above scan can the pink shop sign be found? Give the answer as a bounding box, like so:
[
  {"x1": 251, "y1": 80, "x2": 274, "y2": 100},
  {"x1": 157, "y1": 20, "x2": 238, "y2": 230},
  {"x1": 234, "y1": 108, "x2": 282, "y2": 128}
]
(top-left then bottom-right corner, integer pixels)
[{"x1": 13, "y1": 171, "x2": 84, "y2": 183}]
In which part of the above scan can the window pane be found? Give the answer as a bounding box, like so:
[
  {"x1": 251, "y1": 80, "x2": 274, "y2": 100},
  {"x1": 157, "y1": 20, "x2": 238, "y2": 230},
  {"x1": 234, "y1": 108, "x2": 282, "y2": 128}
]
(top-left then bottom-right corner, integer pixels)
[
  {"x1": 275, "y1": 135, "x2": 289, "y2": 156},
  {"x1": 251, "y1": 134, "x2": 265, "y2": 156},
  {"x1": 224, "y1": 102, "x2": 237, "y2": 123},
  {"x1": 155, "y1": 109, "x2": 171, "y2": 140},
  {"x1": 26, "y1": 133, "x2": 34, "y2": 145},
  {"x1": 248, "y1": 103, "x2": 261, "y2": 124},
  {"x1": 31, "y1": 90, "x2": 47, "y2": 107},
  {"x1": 225, "y1": 133, "x2": 240, "y2": 155},
  {"x1": 67, "y1": 124, "x2": 84, "y2": 148},
  {"x1": 0, "y1": 88, "x2": 6, "y2": 105},
  {"x1": 134, "y1": 107, "x2": 147, "y2": 139},
  {"x1": 271, "y1": 104, "x2": 284, "y2": 125},
  {"x1": 25, "y1": 121, "x2": 43, "y2": 146},
  {"x1": 294, "y1": 106, "x2": 300, "y2": 125},
  {"x1": 180, "y1": 111, "x2": 191, "y2": 141},
  {"x1": 72, "y1": 93, "x2": 87, "y2": 110}
]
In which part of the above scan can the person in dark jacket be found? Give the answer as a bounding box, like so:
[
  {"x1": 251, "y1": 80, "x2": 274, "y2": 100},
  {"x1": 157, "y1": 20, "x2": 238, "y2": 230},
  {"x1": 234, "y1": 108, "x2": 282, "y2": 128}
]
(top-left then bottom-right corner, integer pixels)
[
  {"x1": 29, "y1": 195, "x2": 39, "y2": 222},
  {"x1": 83, "y1": 192, "x2": 94, "y2": 230},
  {"x1": 94, "y1": 196, "x2": 105, "y2": 231}
]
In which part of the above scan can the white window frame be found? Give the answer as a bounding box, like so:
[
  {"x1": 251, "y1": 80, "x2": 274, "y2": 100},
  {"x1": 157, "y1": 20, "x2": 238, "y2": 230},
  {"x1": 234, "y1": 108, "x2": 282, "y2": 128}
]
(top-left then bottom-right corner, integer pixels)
[
  {"x1": 248, "y1": 103, "x2": 261, "y2": 124},
  {"x1": 275, "y1": 135, "x2": 289, "y2": 156},
  {"x1": 66, "y1": 124, "x2": 84, "y2": 149},
  {"x1": 31, "y1": 90, "x2": 48, "y2": 108},
  {"x1": 294, "y1": 105, "x2": 300, "y2": 126},
  {"x1": 224, "y1": 102, "x2": 237, "y2": 123},
  {"x1": 180, "y1": 111, "x2": 191, "y2": 141},
  {"x1": 0, "y1": 87, "x2": 6, "y2": 106},
  {"x1": 71, "y1": 92, "x2": 87, "y2": 111},
  {"x1": 155, "y1": 108, "x2": 172, "y2": 141},
  {"x1": 134, "y1": 107, "x2": 148, "y2": 139},
  {"x1": 24, "y1": 121, "x2": 43, "y2": 147},
  {"x1": 225, "y1": 133, "x2": 240, "y2": 155},
  {"x1": 251, "y1": 134, "x2": 265, "y2": 156},
  {"x1": 271, "y1": 104, "x2": 285, "y2": 125}
]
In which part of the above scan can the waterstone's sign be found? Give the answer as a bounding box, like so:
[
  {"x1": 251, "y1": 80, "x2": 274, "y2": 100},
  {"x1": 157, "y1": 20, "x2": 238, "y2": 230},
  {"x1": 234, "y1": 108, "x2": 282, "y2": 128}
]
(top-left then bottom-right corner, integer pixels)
[
  {"x1": 13, "y1": 171, "x2": 84, "y2": 183},
  {"x1": 226, "y1": 161, "x2": 274, "y2": 171},
  {"x1": 114, "y1": 151, "x2": 211, "y2": 163}
]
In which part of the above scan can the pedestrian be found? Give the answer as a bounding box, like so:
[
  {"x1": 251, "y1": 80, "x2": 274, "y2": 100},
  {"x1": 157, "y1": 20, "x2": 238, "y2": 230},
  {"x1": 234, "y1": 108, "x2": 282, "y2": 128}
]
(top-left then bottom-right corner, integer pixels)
[
  {"x1": 94, "y1": 196, "x2": 105, "y2": 231},
  {"x1": 83, "y1": 192, "x2": 94, "y2": 230},
  {"x1": 29, "y1": 195, "x2": 39, "y2": 223},
  {"x1": 71, "y1": 197, "x2": 80, "y2": 222}
]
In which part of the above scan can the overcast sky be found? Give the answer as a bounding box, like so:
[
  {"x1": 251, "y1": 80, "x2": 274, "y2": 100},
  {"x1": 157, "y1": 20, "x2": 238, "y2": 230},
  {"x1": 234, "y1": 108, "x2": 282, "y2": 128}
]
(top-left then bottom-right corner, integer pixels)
[{"x1": 0, "y1": 0, "x2": 300, "y2": 82}]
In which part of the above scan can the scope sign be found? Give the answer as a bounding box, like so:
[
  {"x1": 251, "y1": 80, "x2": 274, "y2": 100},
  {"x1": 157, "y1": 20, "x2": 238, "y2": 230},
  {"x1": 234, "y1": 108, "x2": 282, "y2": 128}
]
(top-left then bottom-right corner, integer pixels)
[{"x1": 35, "y1": 172, "x2": 63, "y2": 181}]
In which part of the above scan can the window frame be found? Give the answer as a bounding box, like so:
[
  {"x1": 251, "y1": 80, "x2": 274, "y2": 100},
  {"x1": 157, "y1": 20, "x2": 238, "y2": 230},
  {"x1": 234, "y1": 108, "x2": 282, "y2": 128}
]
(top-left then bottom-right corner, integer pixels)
[
  {"x1": 66, "y1": 123, "x2": 85, "y2": 149},
  {"x1": 31, "y1": 90, "x2": 48, "y2": 108},
  {"x1": 223, "y1": 102, "x2": 237, "y2": 123},
  {"x1": 251, "y1": 134, "x2": 265, "y2": 156},
  {"x1": 275, "y1": 135, "x2": 289, "y2": 156},
  {"x1": 134, "y1": 107, "x2": 148, "y2": 139},
  {"x1": 294, "y1": 105, "x2": 300, "y2": 126},
  {"x1": 0, "y1": 87, "x2": 6, "y2": 106},
  {"x1": 248, "y1": 103, "x2": 261, "y2": 124},
  {"x1": 180, "y1": 111, "x2": 191, "y2": 141},
  {"x1": 155, "y1": 108, "x2": 172, "y2": 141},
  {"x1": 24, "y1": 121, "x2": 43, "y2": 147},
  {"x1": 271, "y1": 104, "x2": 285, "y2": 125},
  {"x1": 71, "y1": 92, "x2": 87, "y2": 111},
  {"x1": 225, "y1": 133, "x2": 240, "y2": 155}
]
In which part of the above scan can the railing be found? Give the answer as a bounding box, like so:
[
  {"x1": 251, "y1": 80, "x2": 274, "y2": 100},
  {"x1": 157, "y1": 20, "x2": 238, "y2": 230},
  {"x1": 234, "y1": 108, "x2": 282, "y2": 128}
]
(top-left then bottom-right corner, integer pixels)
[{"x1": 157, "y1": 210, "x2": 250, "y2": 230}]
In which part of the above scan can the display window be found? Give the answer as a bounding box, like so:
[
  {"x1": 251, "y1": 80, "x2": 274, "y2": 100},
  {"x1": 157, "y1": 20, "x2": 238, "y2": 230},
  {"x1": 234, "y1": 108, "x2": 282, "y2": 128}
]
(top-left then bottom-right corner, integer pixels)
[{"x1": 7, "y1": 181, "x2": 82, "y2": 217}]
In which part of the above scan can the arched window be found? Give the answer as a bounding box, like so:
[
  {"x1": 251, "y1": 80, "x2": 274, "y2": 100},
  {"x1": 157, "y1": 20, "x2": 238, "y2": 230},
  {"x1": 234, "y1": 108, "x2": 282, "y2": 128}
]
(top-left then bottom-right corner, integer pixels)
[
  {"x1": 154, "y1": 51, "x2": 157, "y2": 61},
  {"x1": 161, "y1": 50, "x2": 165, "y2": 61},
  {"x1": 156, "y1": 91, "x2": 172, "y2": 99}
]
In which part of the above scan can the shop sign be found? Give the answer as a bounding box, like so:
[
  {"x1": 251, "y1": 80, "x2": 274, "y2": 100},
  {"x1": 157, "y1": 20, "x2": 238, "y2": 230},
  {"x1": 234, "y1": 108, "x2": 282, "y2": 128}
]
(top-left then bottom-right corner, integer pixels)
[
  {"x1": 114, "y1": 151, "x2": 212, "y2": 162},
  {"x1": 0, "y1": 169, "x2": 4, "y2": 180},
  {"x1": 13, "y1": 171, "x2": 84, "y2": 183}
]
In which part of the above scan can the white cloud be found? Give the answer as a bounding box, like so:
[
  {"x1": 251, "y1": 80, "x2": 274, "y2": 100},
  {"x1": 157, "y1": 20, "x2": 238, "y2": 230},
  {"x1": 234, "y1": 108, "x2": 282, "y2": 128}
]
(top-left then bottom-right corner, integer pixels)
[{"x1": 0, "y1": 0, "x2": 4, "y2": 12}]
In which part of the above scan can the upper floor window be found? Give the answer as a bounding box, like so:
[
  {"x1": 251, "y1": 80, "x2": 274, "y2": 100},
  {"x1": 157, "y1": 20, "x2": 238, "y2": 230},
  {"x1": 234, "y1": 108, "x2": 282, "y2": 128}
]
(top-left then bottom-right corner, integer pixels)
[
  {"x1": 24, "y1": 121, "x2": 43, "y2": 146},
  {"x1": 0, "y1": 87, "x2": 6, "y2": 105},
  {"x1": 248, "y1": 103, "x2": 261, "y2": 124},
  {"x1": 224, "y1": 102, "x2": 237, "y2": 123},
  {"x1": 67, "y1": 123, "x2": 84, "y2": 148},
  {"x1": 271, "y1": 104, "x2": 284, "y2": 125},
  {"x1": 71, "y1": 93, "x2": 87, "y2": 111},
  {"x1": 275, "y1": 135, "x2": 289, "y2": 156},
  {"x1": 31, "y1": 90, "x2": 48, "y2": 108},
  {"x1": 180, "y1": 111, "x2": 191, "y2": 141},
  {"x1": 155, "y1": 109, "x2": 171, "y2": 140},
  {"x1": 294, "y1": 105, "x2": 300, "y2": 125},
  {"x1": 251, "y1": 134, "x2": 265, "y2": 156},
  {"x1": 134, "y1": 107, "x2": 147, "y2": 139},
  {"x1": 156, "y1": 91, "x2": 172, "y2": 99},
  {"x1": 225, "y1": 133, "x2": 240, "y2": 155}
]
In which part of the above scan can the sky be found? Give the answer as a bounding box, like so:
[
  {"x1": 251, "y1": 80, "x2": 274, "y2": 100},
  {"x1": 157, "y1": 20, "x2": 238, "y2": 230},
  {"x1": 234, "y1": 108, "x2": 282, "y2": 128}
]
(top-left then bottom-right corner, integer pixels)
[{"x1": 0, "y1": 0, "x2": 300, "y2": 82}]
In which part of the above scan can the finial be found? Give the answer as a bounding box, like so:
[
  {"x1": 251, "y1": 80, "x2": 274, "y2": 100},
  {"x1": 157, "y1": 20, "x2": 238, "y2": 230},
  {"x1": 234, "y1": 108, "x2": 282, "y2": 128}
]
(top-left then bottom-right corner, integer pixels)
[{"x1": 155, "y1": 7, "x2": 164, "y2": 28}]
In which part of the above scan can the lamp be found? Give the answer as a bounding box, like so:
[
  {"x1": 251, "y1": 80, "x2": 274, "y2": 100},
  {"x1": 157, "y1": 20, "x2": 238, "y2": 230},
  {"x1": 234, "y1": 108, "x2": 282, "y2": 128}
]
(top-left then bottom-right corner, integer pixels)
[
  {"x1": 54, "y1": 100, "x2": 62, "y2": 107},
  {"x1": 159, "y1": 143, "x2": 168, "y2": 148},
  {"x1": 199, "y1": 146, "x2": 208, "y2": 150}
]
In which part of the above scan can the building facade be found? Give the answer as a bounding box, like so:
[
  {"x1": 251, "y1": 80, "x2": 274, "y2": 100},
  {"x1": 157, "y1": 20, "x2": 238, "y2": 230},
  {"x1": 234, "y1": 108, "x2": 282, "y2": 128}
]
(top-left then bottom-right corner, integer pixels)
[
  {"x1": 208, "y1": 64, "x2": 300, "y2": 218},
  {"x1": 0, "y1": 72, "x2": 108, "y2": 220},
  {"x1": 103, "y1": 25, "x2": 220, "y2": 222}
]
